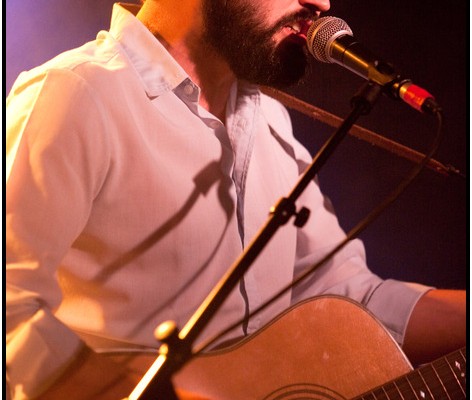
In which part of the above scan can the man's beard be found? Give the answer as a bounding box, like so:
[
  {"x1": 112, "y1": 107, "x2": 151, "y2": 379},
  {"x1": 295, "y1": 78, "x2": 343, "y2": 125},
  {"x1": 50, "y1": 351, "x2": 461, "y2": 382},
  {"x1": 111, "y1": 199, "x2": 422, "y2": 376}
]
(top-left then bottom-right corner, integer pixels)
[{"x1": 202, "y1": 1, "x2": 311, "y2": 88}]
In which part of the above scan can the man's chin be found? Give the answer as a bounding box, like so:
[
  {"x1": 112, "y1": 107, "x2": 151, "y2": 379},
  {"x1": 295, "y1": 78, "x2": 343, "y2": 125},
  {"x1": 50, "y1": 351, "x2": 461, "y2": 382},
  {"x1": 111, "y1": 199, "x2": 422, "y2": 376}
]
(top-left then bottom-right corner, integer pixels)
[{"x1": 263, "y1": 61, "x2": 308, "y2": 88}]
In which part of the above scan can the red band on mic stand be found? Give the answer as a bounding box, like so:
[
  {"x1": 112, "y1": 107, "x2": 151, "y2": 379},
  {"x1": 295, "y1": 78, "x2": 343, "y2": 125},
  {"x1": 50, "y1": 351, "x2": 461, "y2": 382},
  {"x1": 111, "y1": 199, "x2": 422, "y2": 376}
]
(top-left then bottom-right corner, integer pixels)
[{"x1": 401, "y1": 84, "x2": 434, "y2": 112}]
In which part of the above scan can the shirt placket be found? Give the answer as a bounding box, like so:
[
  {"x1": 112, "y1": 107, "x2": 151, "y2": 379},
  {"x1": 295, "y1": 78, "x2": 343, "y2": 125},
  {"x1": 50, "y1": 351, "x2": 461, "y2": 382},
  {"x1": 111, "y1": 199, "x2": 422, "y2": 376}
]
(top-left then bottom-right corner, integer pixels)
[{"x1": 226, "y1": 88, "x2": 263, "y2": 335}]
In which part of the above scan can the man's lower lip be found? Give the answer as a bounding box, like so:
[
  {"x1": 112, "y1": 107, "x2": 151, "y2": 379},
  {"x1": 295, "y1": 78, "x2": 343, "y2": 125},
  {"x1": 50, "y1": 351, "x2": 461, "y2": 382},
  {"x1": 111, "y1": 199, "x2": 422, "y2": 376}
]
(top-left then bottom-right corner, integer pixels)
[{"x1": 288, "y1": 34, "x2": 307, "y2": 45}]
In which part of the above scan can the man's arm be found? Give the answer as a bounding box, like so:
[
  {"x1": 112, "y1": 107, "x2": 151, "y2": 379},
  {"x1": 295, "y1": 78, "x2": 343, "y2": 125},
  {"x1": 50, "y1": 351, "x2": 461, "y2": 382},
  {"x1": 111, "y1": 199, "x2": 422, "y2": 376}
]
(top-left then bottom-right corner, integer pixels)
[{"x1": 402, "y1": 289, "x2": 466, "y2": 366}]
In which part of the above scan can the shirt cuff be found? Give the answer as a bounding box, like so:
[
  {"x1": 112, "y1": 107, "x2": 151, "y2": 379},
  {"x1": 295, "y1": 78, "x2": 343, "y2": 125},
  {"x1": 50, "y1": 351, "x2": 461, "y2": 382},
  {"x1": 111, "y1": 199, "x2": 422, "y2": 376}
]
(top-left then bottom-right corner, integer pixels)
[{"x1": 365, "y1": 279, "x2": 433, "y2": 346}]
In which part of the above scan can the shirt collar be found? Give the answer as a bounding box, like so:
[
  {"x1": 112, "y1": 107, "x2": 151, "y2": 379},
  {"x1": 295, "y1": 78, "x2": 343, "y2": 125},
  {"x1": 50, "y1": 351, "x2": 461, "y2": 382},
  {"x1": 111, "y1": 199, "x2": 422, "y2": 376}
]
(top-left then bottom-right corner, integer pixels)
[
  {"x1": 109, "y1": 3, "x2": 190, "y2": 98},
  {"x1": 108, "y1": 3, "x2": 286, "y2": 141}
]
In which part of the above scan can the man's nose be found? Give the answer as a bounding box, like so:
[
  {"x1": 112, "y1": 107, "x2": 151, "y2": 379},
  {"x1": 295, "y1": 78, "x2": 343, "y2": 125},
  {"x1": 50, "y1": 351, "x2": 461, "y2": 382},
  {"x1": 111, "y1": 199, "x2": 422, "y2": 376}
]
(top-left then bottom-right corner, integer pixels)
[{"x1": 299, "y1": 0, "x2": 330, "y2": 13}]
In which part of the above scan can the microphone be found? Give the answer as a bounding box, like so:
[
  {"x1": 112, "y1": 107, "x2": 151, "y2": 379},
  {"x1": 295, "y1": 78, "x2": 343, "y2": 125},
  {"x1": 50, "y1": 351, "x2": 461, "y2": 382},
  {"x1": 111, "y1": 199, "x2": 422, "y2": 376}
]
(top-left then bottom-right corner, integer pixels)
[{"x1": 306, "y1": 16, "x2": 441, "y2": 114}]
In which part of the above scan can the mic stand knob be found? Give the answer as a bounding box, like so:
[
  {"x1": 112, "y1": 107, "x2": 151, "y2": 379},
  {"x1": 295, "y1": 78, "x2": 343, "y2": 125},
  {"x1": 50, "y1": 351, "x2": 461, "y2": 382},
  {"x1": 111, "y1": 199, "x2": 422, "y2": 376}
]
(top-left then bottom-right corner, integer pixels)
[
  {"x1": 128, "y1": 321, "x2": 189, "y2": 400},
  {"x1": 154, "y1": 320, "x2": 192, "y2": 374}
]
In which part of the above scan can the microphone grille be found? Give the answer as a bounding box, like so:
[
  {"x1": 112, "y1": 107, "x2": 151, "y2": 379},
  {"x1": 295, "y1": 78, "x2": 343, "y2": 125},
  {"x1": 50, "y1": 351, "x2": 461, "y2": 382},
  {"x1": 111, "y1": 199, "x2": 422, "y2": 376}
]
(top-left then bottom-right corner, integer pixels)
[{"x1": 306, "y1": 16, "x2": 353, "y2": 63}]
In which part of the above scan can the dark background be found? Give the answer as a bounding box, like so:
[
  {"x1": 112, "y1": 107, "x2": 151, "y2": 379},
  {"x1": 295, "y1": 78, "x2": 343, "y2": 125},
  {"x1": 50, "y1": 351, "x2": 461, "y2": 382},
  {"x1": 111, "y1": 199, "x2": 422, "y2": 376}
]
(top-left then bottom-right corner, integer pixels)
[{"x1": 6, "y1": 1, "x2": 469, "y2": 290}]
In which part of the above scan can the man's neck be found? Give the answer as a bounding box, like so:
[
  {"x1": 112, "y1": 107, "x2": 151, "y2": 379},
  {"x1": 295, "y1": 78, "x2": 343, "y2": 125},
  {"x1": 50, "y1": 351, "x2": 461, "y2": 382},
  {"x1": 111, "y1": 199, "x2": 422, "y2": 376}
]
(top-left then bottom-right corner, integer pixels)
[{"x1": 137, "y1": 1, "x2": 236, "y2": 122}]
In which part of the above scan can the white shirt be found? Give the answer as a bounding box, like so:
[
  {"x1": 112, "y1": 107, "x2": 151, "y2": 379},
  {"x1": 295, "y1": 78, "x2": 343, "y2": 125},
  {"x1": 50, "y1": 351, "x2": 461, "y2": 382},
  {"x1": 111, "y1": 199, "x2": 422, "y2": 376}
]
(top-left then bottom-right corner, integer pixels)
[{"x1": 6, "y1": 3, "x2": 431, "y2": 399}]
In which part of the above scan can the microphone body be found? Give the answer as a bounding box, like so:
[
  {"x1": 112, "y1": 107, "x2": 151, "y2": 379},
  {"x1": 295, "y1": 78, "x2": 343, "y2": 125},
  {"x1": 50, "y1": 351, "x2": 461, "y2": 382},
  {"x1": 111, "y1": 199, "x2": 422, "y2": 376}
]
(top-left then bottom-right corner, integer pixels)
[{"x1": 306, "y1": 17, "x2": 440, "y2": 114}]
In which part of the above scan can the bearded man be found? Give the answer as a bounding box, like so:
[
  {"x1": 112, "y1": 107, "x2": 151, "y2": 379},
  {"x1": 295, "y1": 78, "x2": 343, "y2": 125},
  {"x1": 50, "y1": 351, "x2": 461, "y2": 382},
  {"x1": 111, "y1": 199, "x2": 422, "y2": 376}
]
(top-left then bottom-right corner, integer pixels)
[{"x1": 6, "y1": 1, "x2": 465, "y2": 399}]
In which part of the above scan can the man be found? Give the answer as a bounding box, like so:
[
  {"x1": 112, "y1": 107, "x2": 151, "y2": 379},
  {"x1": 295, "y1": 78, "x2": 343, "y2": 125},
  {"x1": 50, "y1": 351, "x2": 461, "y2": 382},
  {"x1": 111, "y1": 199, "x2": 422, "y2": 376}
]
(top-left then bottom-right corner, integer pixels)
[{"x1": 6, "y1": 0, "x2": 466, "y2": 399}]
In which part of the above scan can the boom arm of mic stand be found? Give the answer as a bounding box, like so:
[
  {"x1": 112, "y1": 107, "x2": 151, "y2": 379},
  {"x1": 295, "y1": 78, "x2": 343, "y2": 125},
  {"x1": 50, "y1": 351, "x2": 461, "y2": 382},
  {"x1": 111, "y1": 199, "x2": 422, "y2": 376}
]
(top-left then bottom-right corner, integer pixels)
[
  {"x1": 260, "y1": 86, "x2": 464, "y2": 178},
  {"x1": 126, "y1": 81, "x2": 384, "y2": 400}
]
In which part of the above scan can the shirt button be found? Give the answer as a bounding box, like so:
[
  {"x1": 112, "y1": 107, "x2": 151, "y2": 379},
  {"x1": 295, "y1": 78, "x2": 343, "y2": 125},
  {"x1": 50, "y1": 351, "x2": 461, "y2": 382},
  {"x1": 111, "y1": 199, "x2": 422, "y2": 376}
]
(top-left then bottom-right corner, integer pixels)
[
  {"x1": 184, "y1": 84, "x2": 195, "y2": 96},
  {"x1": 209, "y1": 120, "x2": 220, "y2": 129}
]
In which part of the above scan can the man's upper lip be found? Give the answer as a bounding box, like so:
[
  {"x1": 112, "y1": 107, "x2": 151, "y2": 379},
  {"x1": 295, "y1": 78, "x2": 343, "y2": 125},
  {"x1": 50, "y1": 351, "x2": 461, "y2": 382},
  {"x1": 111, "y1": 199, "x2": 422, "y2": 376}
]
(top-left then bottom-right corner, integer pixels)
[{"x1": 285, "y1": 18, "x2": 314, "y2": 37}]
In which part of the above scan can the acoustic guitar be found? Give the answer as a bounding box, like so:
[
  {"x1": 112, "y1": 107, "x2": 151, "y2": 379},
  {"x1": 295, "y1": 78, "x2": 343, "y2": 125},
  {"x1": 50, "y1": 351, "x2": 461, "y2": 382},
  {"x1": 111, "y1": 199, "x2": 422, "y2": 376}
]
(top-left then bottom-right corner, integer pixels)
[{"x1": 115, "y1": 296, "x2": 466, "y2": 399}]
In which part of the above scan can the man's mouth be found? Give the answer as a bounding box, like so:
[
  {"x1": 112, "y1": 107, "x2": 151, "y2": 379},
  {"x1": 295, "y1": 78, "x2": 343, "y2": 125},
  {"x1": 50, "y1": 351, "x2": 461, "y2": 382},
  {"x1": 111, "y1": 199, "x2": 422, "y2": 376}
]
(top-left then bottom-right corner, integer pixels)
[{"x1": 283, "y1": 19, "x2": 313, "y2": 41}]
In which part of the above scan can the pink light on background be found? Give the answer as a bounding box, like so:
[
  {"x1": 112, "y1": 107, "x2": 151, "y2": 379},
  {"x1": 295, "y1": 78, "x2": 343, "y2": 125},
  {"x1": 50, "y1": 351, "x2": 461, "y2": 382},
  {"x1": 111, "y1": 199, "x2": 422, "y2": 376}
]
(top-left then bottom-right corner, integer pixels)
[{"x1": 6, "y1": 0, "x2": 136, "y2": 92}]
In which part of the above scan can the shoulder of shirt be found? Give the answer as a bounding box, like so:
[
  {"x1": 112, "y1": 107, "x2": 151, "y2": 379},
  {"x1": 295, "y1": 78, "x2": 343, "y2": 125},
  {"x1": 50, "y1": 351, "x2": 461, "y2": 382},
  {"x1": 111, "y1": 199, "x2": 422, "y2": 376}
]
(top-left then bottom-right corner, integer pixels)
[{"x1": 11, "y1": 31, "x2": 124, "y2": 91}]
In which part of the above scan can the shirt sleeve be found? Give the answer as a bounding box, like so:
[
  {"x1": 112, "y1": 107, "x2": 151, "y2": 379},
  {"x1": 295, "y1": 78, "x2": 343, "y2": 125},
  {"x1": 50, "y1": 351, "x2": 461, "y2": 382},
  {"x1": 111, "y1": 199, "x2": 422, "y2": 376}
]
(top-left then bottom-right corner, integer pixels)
[{"x1": 6, "y1": 68, "x2": 111, "y2": 399}]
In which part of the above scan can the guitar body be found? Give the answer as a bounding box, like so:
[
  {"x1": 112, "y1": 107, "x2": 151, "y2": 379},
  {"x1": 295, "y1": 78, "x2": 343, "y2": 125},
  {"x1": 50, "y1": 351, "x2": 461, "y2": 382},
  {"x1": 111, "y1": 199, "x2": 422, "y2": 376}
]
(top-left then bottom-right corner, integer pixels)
[{"x1": 173, "y1": 295, "x2": 412, "y2": 399}]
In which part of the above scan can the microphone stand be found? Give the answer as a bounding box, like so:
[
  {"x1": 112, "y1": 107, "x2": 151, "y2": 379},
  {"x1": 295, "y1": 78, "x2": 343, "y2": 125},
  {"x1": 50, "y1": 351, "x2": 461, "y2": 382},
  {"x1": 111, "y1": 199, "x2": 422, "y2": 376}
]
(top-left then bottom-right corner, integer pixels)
[{"x1": 127, "y1": 81, "x2": 384, "y2": 400}]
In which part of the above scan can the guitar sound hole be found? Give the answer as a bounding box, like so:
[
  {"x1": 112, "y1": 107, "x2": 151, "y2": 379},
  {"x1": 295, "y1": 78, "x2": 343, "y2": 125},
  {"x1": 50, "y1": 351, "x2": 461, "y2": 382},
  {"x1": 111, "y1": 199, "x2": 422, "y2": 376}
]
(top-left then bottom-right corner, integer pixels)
[{"x1": 262, "y1": 383, "x2": 346, "y2": 400}]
